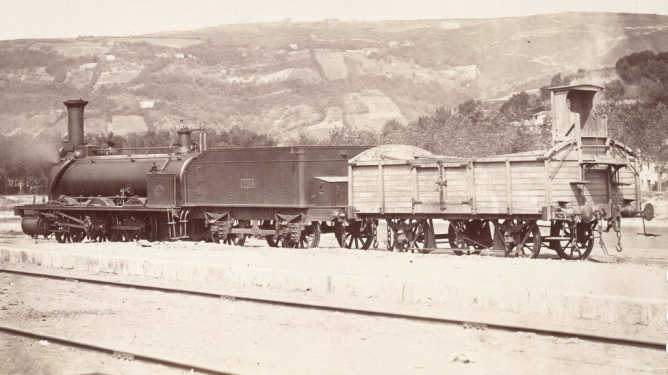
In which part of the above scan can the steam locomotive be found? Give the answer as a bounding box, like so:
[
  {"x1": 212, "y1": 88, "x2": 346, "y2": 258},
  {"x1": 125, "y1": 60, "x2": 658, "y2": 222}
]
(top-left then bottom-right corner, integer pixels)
[
  {"x1": 16, "y1": 99, "x2": 370, "y2": 248},
  {"x1": 14, "y1": 84, "x2": 654, "y2": 259}
]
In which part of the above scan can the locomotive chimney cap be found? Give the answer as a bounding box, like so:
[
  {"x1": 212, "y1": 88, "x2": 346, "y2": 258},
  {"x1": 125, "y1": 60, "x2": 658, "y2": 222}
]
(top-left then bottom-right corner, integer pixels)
[
  {"x1": 63, "y1": 99, "x2": 89, "y2": 106},
  {"x1": 547, "y1": 84, "x2": 603, "y2": 92}
]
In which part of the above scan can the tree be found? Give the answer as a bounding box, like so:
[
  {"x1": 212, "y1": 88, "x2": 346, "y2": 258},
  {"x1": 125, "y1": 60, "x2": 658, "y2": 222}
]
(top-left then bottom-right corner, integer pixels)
[
  {"x1": 381, "y1": 119, "x2": 405, "y2": 137},
  {"x1": 605, "y1": 79, "x2": 626, "y2": 101},
  {"x1": 212, "y1": 127, "x2": 277, "y2": 148}
]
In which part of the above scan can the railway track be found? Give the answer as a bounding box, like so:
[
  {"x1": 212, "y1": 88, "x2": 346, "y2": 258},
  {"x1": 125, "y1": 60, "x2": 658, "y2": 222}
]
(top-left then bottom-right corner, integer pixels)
[
  {"x1": 0, "y1": 323, "x2": 239, "y2": 375},
  {"x1": 1, "y1": 267, "x2": 663, "y2": 354}
]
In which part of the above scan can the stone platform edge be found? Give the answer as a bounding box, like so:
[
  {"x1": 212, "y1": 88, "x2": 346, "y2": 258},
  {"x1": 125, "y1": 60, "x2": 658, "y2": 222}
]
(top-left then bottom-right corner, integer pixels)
[{"x1": 1, "y1": 247, "x2": 665, "y2": 328}]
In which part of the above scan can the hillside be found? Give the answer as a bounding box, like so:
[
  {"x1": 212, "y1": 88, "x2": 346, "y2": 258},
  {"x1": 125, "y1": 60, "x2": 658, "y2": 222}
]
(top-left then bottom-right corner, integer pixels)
[{"x1": 1, "y1": 12, "x2": 668, "y2": 142}]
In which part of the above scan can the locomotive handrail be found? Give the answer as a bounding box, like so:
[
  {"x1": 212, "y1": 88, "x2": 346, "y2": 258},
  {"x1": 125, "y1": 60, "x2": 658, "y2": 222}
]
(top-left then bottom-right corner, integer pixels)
[{"x1": 99, "y1": 146, "x2": 175, "y2": 156}]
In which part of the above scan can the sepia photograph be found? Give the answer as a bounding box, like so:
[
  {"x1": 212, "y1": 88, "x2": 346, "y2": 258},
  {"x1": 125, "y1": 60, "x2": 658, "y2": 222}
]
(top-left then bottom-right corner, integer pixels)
[{"x1": 0, "y1": 0, "x2": 667, "y2": 373}]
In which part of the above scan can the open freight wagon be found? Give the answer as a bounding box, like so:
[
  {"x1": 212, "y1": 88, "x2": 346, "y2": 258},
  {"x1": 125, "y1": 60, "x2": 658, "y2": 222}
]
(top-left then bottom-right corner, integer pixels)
[{"x1": 347, "y1": 85, "x2": 654, "y2": 260}]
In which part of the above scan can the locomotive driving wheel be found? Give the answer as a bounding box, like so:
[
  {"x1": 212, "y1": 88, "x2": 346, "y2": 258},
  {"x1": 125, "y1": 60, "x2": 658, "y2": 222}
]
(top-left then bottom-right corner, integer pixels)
[
  {"x1": 550, "y1": 220, "x2": 596, "y2": 260},
  {"x1": 108, "y1": 215, "x2": 126, "y2": 242},
  {"x1": 114, "y1": 213, "x2": 158, "y2": 242},
  {"x1": 336, "y1": 220, "x2": 374, "y2": 250},
  {"x1": 55, "y1": 213, "x2": 85, "y2": 243},
  {"x1": 89, "y1": 214, "x2": 113, "y2": 242}
]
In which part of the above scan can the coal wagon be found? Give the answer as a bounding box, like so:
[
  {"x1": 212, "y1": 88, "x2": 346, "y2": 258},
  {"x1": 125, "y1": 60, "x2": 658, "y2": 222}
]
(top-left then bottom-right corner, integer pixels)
[{"x1": 347, "y1": 85, "x2": 654, "y2": 259}]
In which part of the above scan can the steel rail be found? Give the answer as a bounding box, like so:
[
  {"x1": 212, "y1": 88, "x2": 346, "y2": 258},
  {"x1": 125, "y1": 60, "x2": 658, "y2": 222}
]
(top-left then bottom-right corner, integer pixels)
[
  {"x1": 0, "y1": 324, "x2": 239, "y2": 375},
  {"x1": 0, "y1": 267, "x2": 663, "y2": 351}
]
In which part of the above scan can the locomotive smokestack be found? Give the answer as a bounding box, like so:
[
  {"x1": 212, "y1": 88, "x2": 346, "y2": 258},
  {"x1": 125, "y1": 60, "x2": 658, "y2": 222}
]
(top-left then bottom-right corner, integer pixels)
[
  {"x1": 177, "y1": 127, "x2": 193, "y2": 154},
  {"x1": 63, "y1": 99, "x2": 88, "y2": 148}
]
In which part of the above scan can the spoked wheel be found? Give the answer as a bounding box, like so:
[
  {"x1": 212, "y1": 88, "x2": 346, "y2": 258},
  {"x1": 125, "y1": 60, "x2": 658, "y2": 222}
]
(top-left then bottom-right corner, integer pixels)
[
  {"x1": 386, "y1": 219, "x2": 432, "y2": 253},
  {"x1": 69, "y1": 225, "x2": 86, "y2": 243},
  {"x1": 497, "y1": 219, "x2": 541, "y2": 258},
  {"x1": 120, "y1": 213, "x2": 158, "y2": 242},
  {"x1": 55, "y1": 214, "x2": 85, "y2": 243},
  {"x1": 55, "y1": 232, "x2": 69, "y2": 243},
  {"x1": 295, "y1": 221, "x2": 321, "y2": 248},
  {"x1": 223, "y1": 220, "x2": 248, "y2": 246},
  {"x1": 447, "y1": 220, "x2": 491, "y2": 256},
  {"x1": 84, "y1": 214, "x2": 112, "y2": 242},
  {"x1": 108, "y1": 215, "x2": 126, "y2": 242},
  {"x1": 70, "y1": 213, "x2": 86, "y2": 243},
  {"x1": 551, "y1": 220, "x2": 596, "y2": 260},
  {"x1": 90, "y1": 218, "x2": 113, "y2": 242},
  {"x1": 336, "y1": 220, "x2": 374, "y2": 250},
  {"x1": 262, "y1": 220, "x2": 279, "y2": 247},
  {"x1": 411, "y1": 220, "x2": 435, "y2": 253}
]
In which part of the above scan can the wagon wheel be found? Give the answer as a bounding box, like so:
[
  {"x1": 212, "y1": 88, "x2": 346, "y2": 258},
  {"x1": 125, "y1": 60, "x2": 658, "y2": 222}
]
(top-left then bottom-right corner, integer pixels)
[
  {"x1": 411, "y1": 220, "x2": 435, "y2": 253},
  {"x1": 276, "y1": 221, "x2": 320, "y2": 248},
  {"x1": 223, "y1": 220, "x2": 248, "y2": 247},
  {"x1": 262, "y1": 220, "x2": 279, "y2": 247},
  {"x1": 448, "y1": 220, "x2": 488, "y2": 256},
  {"x1": 498, "y1": 219, "x2": 541, "y2": 258},
  {"x1": 296, "y1": 221, "x2": 321, "y2": 248},
  {"x1": 337, "y1": 220, "x2": 374, "y2": 250},
  {"x1": 385, "y1": 219, "x2": 408, "y2": 252},
  {"x1": 551, "y1": 221, "x2": 596, "y2": 260}
]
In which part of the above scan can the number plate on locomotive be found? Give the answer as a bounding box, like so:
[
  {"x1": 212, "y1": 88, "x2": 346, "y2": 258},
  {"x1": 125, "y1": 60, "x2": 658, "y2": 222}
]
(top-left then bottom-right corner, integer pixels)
[{"x1": 241, "y1": 179, "x2": 254, "y2": 189}]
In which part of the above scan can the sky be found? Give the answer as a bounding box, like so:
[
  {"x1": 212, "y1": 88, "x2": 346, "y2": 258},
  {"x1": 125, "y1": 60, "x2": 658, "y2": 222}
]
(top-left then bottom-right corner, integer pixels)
[{"x1": 0, "y1": 0, "x2": 666, "y2": 40}]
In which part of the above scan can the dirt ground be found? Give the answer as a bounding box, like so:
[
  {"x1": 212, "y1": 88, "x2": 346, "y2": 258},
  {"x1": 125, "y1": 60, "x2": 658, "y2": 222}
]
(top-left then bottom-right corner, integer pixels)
[
  {"x1": 1, "y1": 211, "x2": 668, "y2": 374},
  {"x1": 0, "y1": 332, "x2": 186, "y2": 375},
  {"x1": 0, "y1": 273, "x2": 666, "y2": 375}
]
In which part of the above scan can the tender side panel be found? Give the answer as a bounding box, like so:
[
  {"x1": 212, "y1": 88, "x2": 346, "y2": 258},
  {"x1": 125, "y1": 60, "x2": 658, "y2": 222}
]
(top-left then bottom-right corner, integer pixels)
[
  {"x1": 475, "y1": 162, "x2": 508, "y2": 214},
  {"x1": 351, "y1": 166, "x2": 381, "y2": 213},
  {"x1": 186, "y1": 149, "x2": 299, "y2": 206},
  {"x1": 510, "y1": 161, "x2": 546, "y2": 214},
  {"x1": 383, "y1": 165, "x2": 412, "y2": 213}
]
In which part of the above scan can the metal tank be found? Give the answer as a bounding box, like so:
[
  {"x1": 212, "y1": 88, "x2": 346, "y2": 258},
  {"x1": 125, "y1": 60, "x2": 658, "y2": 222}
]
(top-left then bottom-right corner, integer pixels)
[
  {"x1": 51, "y1": 155, "x2": 190, "y2": 199},
  {"x1": 47, "y1": 99, "x2": 196, "y2": 201}
]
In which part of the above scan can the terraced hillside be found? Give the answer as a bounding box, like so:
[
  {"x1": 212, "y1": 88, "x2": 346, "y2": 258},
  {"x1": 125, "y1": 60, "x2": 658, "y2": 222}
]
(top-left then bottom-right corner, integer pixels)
[{"x1": 1, "y1": 12, "x2": 667, "y2": 142}]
